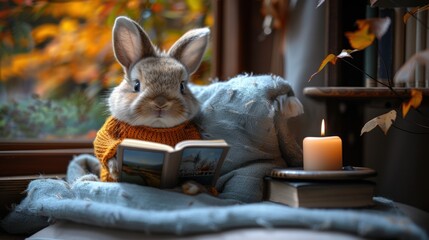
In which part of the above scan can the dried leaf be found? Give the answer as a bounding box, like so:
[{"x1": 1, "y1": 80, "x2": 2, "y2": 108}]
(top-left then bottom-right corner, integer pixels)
[
  {"x1": 308, "y1": 54, "x2": 337, "y2": 81},
  {"x1": 41, "y1": 2, "x2": 99, "y2": 19},
  {"x1": 337, "y1": 49, "x2": 358, "y2": 58},
  {"x1": 32, "y1": 24, "x2": 58, "y2": 44},
  {"x1": 356, "y1": 17, "x2": 391, "y2": 40},
  {"x1": 345, "y1": 23, "x2": 375, "y2": 50},
  {"x1": 59, "y1": 18, "x2": 79, "y2": 33},
  {"x1": 309, "y1": 50, "x2": 358, "y2": 81},
  {"x1": 404, "y1": 5, "x2": 429, "y2": 23},
  {"x1": 186, "y1": 0, "x2": 204, "y2": 12},
  {"x1": 402, "y1": 90, "x2": 423, "y2": 118},
  {"x1": 394, "y1": 49, "x2": 429, "y2": 83},
  {"x1": 361, "y1": 110, "x2": 397, "y2": 135}
]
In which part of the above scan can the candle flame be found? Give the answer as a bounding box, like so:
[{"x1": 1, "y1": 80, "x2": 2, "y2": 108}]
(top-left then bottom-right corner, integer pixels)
[{"x1": 321, "y1": 119, "x2": 325, "y2": 136}]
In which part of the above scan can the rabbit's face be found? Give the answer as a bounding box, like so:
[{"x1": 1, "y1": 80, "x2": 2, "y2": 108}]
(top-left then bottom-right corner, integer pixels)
[
  {"x1": 108, "y1": 17, "x2": 209, "y2": 128},
  {"x1": 109, "y1": 57, "x2": 199, "y2": 127}
]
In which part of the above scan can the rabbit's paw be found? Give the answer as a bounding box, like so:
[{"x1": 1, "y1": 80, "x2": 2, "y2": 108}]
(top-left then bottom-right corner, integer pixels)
[{"x1": 108, "y1": 157, "x2": 119, "y2": 181}]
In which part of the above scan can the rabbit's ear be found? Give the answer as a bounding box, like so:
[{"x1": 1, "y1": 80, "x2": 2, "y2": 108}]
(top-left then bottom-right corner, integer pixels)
[
  {"x1": 112, "y1": 17, "x2": 156, "y2": 70},
  {"x1": 168, "y1": 28, "x2": 210, "y2": 74}
]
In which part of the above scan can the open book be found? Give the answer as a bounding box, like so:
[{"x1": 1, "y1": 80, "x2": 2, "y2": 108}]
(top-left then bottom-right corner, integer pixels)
[{"x1": 117, "y1": 139, "x2": 229, "y2": 188}]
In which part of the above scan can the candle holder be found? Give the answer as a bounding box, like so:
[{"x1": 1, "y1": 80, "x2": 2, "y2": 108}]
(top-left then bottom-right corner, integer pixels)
[{"x1": 270, "y1": 166, "x2": 376, "y2": 180}]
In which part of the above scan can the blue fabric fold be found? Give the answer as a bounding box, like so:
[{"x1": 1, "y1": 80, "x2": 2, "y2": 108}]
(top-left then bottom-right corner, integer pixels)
[{"x1": 1, "y1": 168, "x2": 427, "y2": 239}]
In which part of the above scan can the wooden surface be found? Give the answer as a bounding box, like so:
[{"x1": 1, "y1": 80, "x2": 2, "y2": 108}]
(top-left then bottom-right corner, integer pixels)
[
  {"x1": 0, "y1": 174, "x2": 66, "y2": 218},
  {"x1": 0, "y1": 139, "x2": 95, "y2": 218},
  {"x1": 370, "y1": 0, "x2": 428, "y2": 7},
  {"x1": 0, "y1": 139, "x2": 93, "y2": 151},
  {"x1": 303, "y1": 87, "x2": 429, "y2": 100},
  {"x1": 0, "y1": 148, "x2": 93, "y2": 176}
]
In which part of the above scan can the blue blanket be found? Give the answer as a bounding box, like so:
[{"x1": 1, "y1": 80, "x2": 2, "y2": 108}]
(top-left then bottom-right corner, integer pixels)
[
  {"x1": 1, "y1": 75, "x2": 428, "y2": 239},
  {"x1": 1, "y1": 154, "x2": 427, "y2": 239}
]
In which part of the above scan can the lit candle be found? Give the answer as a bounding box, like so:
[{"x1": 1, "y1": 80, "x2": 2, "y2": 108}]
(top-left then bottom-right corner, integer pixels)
[{"x1": 303, "y1": 119, "x2": 342, "y2": 171}]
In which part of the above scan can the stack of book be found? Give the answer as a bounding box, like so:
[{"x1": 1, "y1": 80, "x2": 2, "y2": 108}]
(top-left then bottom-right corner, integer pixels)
[{"x1": 264, "y1": 167, "x2": 376, "y2": 208}]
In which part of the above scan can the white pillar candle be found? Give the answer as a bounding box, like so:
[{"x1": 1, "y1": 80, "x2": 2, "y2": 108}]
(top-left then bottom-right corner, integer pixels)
[{"x1": 303, "y1": 119, "x2": 342, "y2": 171}]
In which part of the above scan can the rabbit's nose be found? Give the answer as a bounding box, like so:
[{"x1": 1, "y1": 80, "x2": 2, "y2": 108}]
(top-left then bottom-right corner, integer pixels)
[{"x1": 153, "y1": 96, "x2": 168, "y2": 108}]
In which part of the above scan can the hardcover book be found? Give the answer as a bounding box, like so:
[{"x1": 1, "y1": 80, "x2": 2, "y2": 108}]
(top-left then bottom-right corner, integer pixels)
[
  {"x1": 117, "y1": 139, "x2": 229, "y2": 188},
  {"x1": 264, "y1": 177, "x2": 375, "y2": 208}
]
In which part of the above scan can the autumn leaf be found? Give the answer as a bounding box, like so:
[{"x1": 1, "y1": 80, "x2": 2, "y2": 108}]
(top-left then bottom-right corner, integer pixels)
[
  {"x1": 35, "y1": 65, "x2": 70, "y2": 95},
  {"x1": 394, "y1": 49, "x2": 429, "y2": 84},
  {"x1": 151, "y1": 2, "x2": 163, "y2": 13},
  {"x1": 41, "y1": 2, "x2": 100, "y2": 19},
  {"x1": 356, "y1": 17, "x2": 391, "y2": 40},
  {"x1": 308, "y1": 54, "x2": 336, "y2": 81},
  {"x1": 404, "y1": 5, "x2": 429, "y2": 23},
  {"x1": 12, "y1": 0, "x2": 34, "y2": 6},
  {"x1": 3, "y1": 0, "x2": 212, "y2": 96},
  {"x1": 59, "y1": 18, "x2": 79, "y2": 33},
  {"x1": 361, "y1": 110, "x2": 397, "y2": 135},
  {"x1": 402, "y1": 90, "x2": 423, "y2": 118},
  {"x1": 205, "y1": 14, "x2": 214, "y2": 27},
  {"x1": 0, "y1": 9, "x2": 13, "y2": 20},
  {"x1": 337, "y1": 49, "x2": 359, "y2": 58},
  {"x1": 345, "y1": 23, "x2": 375, "y2": 50},
  {"x1": 32, "y1": 24, "x2": 58, "y2": 44},
  {"x1": 186, "y1": 0, "x2": 204, "y2": 12},
  {"x1": 309, "y1": 49, "x2": 356, "y2": 81}
]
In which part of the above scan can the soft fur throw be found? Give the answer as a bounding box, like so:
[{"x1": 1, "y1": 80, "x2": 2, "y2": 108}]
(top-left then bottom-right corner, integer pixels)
[
  {"x1": 1, "y1": 155, "x2": 427, "y2": 239},
  {"x1": 190, "y1": 74, "x2": 303, "y2": 202}
]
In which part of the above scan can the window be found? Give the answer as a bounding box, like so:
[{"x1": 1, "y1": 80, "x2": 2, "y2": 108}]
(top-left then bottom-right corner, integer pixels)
[
  {"x1": 0, "y1": 0, "x2": 214, "y2": 217},
  {"x1": 0, "y1": 0, "x2": 213, "y2": 140},
  {"x1": 0, "y1": 0, "x2": 284, "y2": 216},
  {"x1": 0, "y1": 0, "x2": 281, "y2": 176}
]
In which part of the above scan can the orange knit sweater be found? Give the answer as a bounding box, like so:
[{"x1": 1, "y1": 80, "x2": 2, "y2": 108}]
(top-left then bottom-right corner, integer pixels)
[{"x1": 94, "y1": 116, "x2": 201, "y2": 182}]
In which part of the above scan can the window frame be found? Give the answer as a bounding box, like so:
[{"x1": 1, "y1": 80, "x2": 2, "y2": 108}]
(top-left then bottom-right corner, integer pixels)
[
  {"x1": 0, "y1": 139, "x2": 93, "y2": 176},
  {"x1": 0, "y1": 0, "x2": 284, "y2": 177}
]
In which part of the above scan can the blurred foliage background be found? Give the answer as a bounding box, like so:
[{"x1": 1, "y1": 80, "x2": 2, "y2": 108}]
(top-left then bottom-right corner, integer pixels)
[{"x1": 0, "y1": 0, "x2": 213, "y2": 139}]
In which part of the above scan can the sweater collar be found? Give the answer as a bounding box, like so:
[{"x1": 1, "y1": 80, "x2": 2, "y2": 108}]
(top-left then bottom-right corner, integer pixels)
[{"x1": 109, "y1": 116, "x2": 192, "y2": 133}]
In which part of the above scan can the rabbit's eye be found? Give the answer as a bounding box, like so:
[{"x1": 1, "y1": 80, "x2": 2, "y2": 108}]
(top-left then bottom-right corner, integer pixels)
[
  {"x1": 133, "y1": 80, "x2": 140, "y2": 92},
  {"x1": 180, "y1": 81, "x2": 185, "y2": 95}
]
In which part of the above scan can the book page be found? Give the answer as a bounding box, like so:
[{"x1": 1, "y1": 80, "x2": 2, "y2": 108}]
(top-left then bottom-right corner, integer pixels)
[
  {"x1": 117, "y1": 139, "x2": 229, "y2": 188},
  {"x1": 119, "y1": 148, "x2": 166, "y2": 188},
  {"x1": 175, "y1": 139, "x2": 228, "y2": 150},
  {"x1": 121, "y1": 138, "x2": 175, "y2": 152},
  {"x1": 178, "y1": 147, "x2": 227, "y2": 186}
]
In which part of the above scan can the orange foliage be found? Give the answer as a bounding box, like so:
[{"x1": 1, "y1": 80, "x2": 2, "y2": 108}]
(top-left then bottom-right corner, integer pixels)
[
  {"x1": 345, "y1": 23, "x2": 375, "y2": 50},
  {"x1": 308, "y1": 54, "x2": 337, "y2": 81},
  {"x1": 308, "y1": 50, "x2": 356, "y2": 81},
  {"x1": 0, "y1": 1, "x2": 124, "y2": 95},
  {"x1": 402, "y1": 90, "x2": 423, "y2": 118},
  {"x1": 1, "y1": 0, "x2": 212, "y2": 96},
  {"x1": 310, "y1": 17, "x2": 391, "y2": 82}
]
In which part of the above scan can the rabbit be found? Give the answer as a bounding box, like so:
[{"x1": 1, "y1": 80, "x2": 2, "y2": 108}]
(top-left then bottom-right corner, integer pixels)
[{"x1": 93, "y1": 16, "x2": 210, "y2": 183}]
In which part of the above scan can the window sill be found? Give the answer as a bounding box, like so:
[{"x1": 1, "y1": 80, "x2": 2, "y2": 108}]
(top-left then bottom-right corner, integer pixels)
[
  {"x1": 0, "y1": 148, "x2": 94, "y2": 176},
  {"x1": 0, "y1": 138, "x2": 94, "y2": 176},
  {"x1": 0, "y1": 139, "x2": 93, "y2": 151},
  {"x1": 0, "y1": 174, "x2": 66, "y2": 218},
  {"x1": 0, "y1": 139, "x2": 94, "y2": 218}
]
